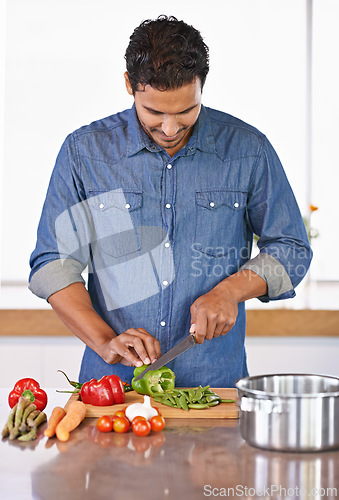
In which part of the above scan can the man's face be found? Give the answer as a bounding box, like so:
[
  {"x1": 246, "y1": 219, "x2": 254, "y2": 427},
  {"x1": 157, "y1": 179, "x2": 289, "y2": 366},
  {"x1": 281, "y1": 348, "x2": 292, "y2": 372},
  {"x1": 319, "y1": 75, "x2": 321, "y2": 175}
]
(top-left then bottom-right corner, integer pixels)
[{"x1": 125, "y1": 74, "x2": 202, "y2": 157}]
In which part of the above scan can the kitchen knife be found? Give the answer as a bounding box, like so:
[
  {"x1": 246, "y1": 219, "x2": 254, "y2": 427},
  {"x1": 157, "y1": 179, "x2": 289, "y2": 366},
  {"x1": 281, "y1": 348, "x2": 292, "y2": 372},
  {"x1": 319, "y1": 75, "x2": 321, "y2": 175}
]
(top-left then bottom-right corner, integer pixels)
[{"x1": 133, "y1": 333, "x2": 198, "y2": 381}]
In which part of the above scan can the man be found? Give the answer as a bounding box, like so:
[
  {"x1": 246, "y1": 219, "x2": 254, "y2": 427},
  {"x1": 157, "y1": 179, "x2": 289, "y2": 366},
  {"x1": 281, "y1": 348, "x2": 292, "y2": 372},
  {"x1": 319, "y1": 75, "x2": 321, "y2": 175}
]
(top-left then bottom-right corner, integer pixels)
[{"x1": 29, "y1": 16, "x2": 312, "y2": 387}]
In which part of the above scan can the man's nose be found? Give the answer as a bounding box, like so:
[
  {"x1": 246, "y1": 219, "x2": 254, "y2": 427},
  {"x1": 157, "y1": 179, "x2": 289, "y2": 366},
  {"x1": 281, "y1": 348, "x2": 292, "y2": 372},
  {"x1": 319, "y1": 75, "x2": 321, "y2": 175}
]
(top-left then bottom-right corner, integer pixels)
[{"x1": 161, "y1": 115, "x2": 180, "y2": 137}]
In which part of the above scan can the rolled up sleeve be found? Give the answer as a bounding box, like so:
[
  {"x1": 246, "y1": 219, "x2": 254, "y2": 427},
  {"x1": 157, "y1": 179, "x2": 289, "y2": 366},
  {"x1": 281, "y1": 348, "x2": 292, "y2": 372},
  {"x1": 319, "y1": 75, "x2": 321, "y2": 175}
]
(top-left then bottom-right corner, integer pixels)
[
  {"x1": 243, "y1": 137, "x2": 312, "y2": 302},
  {"x1": 28, "y1": 259, "x2": 85, "y2": 300}
]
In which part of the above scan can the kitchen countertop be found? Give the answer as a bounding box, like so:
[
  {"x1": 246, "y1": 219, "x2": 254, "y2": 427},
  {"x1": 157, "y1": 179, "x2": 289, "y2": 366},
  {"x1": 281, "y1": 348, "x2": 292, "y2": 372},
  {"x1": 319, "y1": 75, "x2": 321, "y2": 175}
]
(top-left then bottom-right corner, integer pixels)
[{"x1": 0, "y1": 389, "x2": 338, "y2": 500}]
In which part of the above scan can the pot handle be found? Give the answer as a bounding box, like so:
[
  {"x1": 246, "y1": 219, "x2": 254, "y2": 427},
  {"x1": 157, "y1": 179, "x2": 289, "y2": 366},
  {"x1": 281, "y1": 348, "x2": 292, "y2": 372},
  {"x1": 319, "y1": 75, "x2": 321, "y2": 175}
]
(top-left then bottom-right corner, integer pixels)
[{"x1": 240, "y1": 396, "x2": 285, "y2": 414}]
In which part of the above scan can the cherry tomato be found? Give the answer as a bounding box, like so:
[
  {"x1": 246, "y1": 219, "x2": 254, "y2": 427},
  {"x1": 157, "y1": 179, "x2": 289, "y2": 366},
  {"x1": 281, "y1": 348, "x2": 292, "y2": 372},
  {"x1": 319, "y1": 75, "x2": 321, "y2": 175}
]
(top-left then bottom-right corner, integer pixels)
[
  {"x1": 152, "y1": 406, "x2": 161, "y2": 416},
  {"x1": 149, "y1": 415, "x2": 166, "y2": 432},
  {"x1": 97, "y1": 415, "x2": 113, "y2": 433},
  {"x1": 114, "y1": 410, "x2": 126, "y2": 418},
  {"x1": 132, "y1": 419, "x2": 151, "y2": 437},
  {"x1": 131, "y1": 416, "x2": 147, "y2": 427},
  {"x1": 113, "y1": 416, "x2": 130, "y2": 433}
]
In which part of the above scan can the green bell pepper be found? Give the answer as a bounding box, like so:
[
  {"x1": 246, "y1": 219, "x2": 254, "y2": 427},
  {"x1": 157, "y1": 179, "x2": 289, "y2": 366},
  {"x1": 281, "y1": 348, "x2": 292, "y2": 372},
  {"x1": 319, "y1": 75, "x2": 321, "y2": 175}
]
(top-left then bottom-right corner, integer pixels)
[{"x1": 131, "y1": 364, "x2": 175, "y2": 396}]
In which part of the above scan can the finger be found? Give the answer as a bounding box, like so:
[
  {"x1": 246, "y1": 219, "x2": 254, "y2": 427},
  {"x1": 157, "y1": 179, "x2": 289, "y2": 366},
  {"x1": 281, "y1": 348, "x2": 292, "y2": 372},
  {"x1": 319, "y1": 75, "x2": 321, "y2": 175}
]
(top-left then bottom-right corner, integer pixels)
[
  {"x1": 192, "y1": 311, "x2": 207, "y2": 344},
  {"x1": 205, "y1": 315, "x2": 218, "y2": 340},
  {"x1": 129, "y1": 328, "x2": 161, "y2": 363},
  {"x1": 109, "y1": 337, "x2": 144, "y2": 367},
  {"x1": 121, "y1": 333, "x2": 152, "y2": 365},
  {"x1": 218, "y1": 314, "x2": 237, "y2": 336},
  {"x1": 189, "y1": 323, "x2": 196, "y2": 334},
  {"x1": 141, "y1": 336, "x2": 161, "y2": 364}
]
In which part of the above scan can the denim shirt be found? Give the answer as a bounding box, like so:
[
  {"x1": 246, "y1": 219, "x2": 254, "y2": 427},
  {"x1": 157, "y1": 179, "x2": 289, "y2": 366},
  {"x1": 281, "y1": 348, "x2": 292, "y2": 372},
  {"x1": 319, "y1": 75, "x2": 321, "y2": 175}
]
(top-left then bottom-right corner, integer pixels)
[{"x1": 29, "y1": 105, "x2": 312, "y2": 387}]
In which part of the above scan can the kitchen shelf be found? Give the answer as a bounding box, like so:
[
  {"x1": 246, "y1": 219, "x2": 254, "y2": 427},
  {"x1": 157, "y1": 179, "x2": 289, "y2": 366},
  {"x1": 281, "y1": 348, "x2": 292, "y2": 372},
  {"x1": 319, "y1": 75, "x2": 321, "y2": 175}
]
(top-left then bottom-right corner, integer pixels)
[{"x1": 0, "y1": 309, "x2": 338, "y2": 336}]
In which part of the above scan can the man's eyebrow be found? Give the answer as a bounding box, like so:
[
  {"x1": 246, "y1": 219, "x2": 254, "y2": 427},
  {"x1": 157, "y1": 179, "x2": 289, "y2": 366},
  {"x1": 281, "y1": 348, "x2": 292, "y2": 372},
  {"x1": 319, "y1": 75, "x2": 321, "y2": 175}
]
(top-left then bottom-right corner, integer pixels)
[{"x1": 143, "y1": 103, "x2": 199, "y2": 114}]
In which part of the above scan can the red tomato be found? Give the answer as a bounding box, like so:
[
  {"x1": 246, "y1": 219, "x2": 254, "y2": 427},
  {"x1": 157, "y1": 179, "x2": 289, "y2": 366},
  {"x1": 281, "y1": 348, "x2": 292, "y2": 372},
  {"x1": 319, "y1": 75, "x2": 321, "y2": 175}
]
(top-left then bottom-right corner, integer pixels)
[
  {"x1": 114, "y1": 410, "x2": 126, "y2": 419},
  {"x1": 149, "y1": 415, "x2": 165, "y2": 432},
  {"x1": 132, "y1": 419, "x2": 151, "y2": 437},
  {"x1": 96, "y1": 415, "x2": 113, "y2": 433},
  {"x1": 153, "y1": 407, "x2": 161, "y2": 416},
  {"x1": 113, "y1": 416, "x2": 130, "y2": 433},
  {"x1": 131, "y1": 416, "x2": 147, "y2": 426}
]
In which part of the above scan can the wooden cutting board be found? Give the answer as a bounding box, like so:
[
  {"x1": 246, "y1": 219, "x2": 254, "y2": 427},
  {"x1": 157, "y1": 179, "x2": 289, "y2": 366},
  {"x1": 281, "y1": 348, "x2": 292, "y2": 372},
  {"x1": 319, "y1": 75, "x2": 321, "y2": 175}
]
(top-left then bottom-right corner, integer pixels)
[{"x1": 65, "y1": 388, "x2": 239, "y2": 419}]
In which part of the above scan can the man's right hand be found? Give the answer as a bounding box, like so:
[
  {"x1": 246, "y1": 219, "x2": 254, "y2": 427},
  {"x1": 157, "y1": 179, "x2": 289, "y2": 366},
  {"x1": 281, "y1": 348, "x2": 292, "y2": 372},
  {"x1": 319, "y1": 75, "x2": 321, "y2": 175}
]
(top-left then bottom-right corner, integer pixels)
[
  {"x1": 48, "y1": 283, "x2": 161, "y2": 368},
  {"x1": 97, "y1": 327, "x2": 161, "y2": 367}
]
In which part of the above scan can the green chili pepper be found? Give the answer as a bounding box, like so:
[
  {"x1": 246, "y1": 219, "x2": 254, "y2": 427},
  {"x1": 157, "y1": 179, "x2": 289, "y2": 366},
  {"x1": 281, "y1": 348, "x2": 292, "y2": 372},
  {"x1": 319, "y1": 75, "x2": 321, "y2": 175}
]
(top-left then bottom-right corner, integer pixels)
[{"x1": 131, "y1": 364, "x2": 175, "y2": 396}]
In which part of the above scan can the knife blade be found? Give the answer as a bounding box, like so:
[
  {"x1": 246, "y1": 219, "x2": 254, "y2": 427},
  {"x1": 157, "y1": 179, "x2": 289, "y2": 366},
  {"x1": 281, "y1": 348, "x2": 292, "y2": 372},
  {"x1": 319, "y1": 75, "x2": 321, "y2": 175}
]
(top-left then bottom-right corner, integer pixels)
[{"x1": 133, "y1": 334, "x2": 198, "y2": 381}]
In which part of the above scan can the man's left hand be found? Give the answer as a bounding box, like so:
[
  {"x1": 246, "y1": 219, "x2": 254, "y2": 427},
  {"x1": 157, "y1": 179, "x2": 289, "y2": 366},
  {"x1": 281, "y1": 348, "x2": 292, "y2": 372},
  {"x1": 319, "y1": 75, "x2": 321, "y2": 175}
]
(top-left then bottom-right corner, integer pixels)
[
  {"x1": 189, "y1": 282, "x2": 238, "y2": 343},
  {"x1": 189, "y1": 269, "x2": 268, "y2": 343}
]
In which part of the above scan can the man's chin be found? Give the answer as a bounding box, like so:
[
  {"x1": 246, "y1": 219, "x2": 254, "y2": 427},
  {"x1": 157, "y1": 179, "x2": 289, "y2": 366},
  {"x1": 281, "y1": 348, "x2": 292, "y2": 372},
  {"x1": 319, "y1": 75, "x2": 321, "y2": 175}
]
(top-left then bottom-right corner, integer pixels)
[{"x1": 154, "y1": 132, "x2": 188, "y2": 149}]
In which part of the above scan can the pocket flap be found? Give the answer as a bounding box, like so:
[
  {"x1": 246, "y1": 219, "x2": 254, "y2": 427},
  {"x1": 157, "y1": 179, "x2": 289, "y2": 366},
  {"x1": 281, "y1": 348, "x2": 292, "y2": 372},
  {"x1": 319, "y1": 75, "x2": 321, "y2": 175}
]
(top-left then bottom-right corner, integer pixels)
[
  {"x1": 196, "y1": 190, "x2": 247, "y2": 210},
  {"x1": 88, "y1": 190, "x2": 142, "y2": 212}
]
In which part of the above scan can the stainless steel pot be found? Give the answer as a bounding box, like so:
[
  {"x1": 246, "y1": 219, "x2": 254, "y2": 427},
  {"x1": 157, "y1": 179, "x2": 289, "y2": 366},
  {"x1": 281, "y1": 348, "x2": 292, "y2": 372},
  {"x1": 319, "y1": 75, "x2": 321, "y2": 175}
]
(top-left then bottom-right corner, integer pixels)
[{"x1": 235, "y1": 373, "x2": 339, "y2": 452}]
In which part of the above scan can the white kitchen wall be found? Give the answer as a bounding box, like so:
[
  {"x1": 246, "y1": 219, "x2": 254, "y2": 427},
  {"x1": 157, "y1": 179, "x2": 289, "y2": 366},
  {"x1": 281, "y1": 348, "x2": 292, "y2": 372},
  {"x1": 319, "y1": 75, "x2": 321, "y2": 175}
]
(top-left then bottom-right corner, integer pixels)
[
  {"x1": 1, "y1": 0, "x2": 308, "y2": 285},
  {"x1": 0, "y1": 336, "x2": 338, "y2": 388}
]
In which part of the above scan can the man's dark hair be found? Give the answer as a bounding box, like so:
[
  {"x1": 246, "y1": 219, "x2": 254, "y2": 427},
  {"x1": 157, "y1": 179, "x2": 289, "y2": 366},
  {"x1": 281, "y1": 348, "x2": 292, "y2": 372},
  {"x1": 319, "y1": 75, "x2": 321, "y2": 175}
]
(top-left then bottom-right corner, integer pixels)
[{"x1": 125, "y1": 15, "x2": 209, "y2": 93}]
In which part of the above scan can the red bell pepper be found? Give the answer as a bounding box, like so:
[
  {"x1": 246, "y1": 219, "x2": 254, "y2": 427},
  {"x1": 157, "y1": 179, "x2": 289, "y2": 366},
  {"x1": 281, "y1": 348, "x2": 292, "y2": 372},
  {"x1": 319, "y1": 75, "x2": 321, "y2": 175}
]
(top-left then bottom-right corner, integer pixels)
[
  {"x1": 80, "y1": 375, "x2": 125, "y2": 406},
  {"x1": 8, "y1": 378, "x2": 48, "y2": 411}
]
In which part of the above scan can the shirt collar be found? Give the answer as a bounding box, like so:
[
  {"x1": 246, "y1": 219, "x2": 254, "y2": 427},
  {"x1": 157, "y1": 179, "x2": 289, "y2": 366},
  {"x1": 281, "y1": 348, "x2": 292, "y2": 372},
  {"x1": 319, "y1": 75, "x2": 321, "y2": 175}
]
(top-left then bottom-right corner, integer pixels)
[
  {"x1": 126, "y1": 103, "x2": 217, "y2": 157},
  {"x1": 188, "y1": 105, "x2": 217, "y2": 155},
  {"x1": 126, "y1": 105, "x2": 162, "y2": 157}
]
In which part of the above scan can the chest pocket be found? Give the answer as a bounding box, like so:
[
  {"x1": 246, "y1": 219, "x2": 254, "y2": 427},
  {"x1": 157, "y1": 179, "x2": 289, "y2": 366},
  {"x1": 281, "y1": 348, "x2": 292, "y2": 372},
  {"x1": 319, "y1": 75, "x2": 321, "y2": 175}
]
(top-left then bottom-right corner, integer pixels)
[
  {"x1": 88, "y1": 189, "x2": 142, "y2": 258},
  {"x1": 195, "y1": 190, "x2": 247, "y2": 258}
]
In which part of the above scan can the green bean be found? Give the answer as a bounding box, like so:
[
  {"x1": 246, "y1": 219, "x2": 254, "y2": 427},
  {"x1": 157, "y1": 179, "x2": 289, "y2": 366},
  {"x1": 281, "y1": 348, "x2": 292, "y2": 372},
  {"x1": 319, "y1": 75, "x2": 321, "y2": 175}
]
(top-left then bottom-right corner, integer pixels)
[
  {"x1": 207, "y1": 401, "x2": 220, "y2": 407},
  {"x1": 179, "y1": 395, "x2": 189, "y2": 411},
  {"x1": 188, "y1": 390, "x2": 196, "y2": 399},
  {"x1": 187, "y1": 403, "x2": 208, "y2": 409},
  {"x1": 191, "y1": 389, "x2": 203, "y2": 402},
  {"x1": 200, "y1": 385, "x2": 210, "y2": 392},
  {"x1": 206, "y1": 394, "x2": 221, "y2": 403},
  {"x1": 220, "y1": 399, "x2": 236, "y2": 403},
  {"x1": 17, "y1": 428, "x2": 37, "y2": 442},
  {"x1": 153, "y1": 397, "x2": 176, "y2": 408}
]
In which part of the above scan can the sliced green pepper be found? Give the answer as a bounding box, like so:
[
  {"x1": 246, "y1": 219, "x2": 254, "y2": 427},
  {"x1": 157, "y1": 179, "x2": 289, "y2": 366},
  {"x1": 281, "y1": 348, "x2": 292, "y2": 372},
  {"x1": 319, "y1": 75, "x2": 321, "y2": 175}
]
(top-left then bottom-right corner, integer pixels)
[{"x1": 131, "y1": 364, "x2": 175, "y2": 396}]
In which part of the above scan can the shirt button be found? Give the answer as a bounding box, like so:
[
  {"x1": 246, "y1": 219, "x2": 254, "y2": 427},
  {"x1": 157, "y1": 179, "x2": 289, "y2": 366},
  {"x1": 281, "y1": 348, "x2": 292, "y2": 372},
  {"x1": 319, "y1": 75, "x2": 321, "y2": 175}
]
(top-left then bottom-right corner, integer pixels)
[
  {"x1": 160, "y1": 321, "x2": 166, "y2": 327},
  {"x1": 162, "y1": 280, "x2": 169, "y2": 286},
  {"x1": 99, "y1": 203, "x2": 105, "y2": 209},
  {"x1": 165, "y1": 203, "x2": 171, "y2": 209},
  {"x1": 209, "y1": 202, "x2": 215, "y2": 208},
  {"x1": 234, "y1": 202, "x2": 239, "y2": 208},
  {"x1": 125, "y1": 203, "x2": 131, "y2": 209},
  {"x1": 166, "y1": 164, "x2": 172, "y2": 170},
  {"x1": 164, "y1": 242, "x2": 170, "y2": 248}
]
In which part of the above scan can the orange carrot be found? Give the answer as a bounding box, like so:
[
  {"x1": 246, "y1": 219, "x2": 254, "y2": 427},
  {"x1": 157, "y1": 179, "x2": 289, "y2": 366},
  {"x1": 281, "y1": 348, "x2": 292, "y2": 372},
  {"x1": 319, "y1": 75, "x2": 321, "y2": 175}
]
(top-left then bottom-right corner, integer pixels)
[
  {"x1": 55, "y1": 401, "x2": 86, "y2": 442},
  {"x1": 44, "y1": 406, "x2": 66, "y2": 438}
]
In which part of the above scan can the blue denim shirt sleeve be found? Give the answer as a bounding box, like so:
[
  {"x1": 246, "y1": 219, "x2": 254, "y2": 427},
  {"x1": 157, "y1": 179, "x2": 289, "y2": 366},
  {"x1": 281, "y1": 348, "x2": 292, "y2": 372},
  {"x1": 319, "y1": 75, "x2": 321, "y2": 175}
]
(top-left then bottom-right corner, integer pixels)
[
  {"x1": 29, "y1": 133, "x2": 89, "y2": 299},
  {"x1": 240, "y1": 136, "x2": 312, "y2": 301}
]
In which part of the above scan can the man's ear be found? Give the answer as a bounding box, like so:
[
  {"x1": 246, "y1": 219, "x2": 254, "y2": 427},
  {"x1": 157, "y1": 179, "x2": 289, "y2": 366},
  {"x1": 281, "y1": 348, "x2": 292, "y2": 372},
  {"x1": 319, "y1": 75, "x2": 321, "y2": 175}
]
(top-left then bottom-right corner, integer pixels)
[{"x1": 124, "y1": 72, "x2": 133, "y2": 96}]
